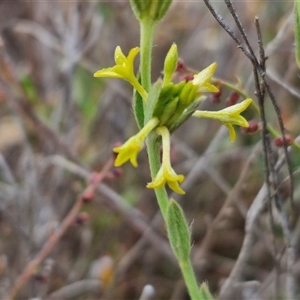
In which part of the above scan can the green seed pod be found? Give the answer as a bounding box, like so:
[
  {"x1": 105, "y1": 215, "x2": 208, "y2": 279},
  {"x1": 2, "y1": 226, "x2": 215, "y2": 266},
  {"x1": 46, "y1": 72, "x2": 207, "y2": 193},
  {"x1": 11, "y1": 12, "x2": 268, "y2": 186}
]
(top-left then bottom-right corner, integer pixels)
[{"x1": 129, "y1": 0, "x2": 173, "y2": 22}]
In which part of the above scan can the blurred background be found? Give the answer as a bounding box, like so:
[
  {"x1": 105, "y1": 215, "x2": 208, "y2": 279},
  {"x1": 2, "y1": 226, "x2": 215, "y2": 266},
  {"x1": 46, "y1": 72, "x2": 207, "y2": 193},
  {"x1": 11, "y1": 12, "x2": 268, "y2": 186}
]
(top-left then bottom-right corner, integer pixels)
[{"x1": 0, "y1": 0, "x2": 299, "y2": 299}]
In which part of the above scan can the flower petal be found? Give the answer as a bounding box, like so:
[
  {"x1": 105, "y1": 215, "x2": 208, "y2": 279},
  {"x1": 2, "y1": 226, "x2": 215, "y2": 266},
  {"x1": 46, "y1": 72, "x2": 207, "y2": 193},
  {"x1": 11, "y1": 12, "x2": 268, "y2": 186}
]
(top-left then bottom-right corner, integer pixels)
[
  {"x1": 192, "y1": 62, "x2": 217, "y2": 86},
  {"x1": 146, "y1": 126, "x2": 185, "y2": 194},
  {"x1": 167, "y1": 180, "x2": 186, "y2": 195},
  {"x1": 94, "y1": 46, "x2": 147, "y2": 100},
  {"x1": 94, "y1": 66, "x2": 123, "y2": 78},
  {"x1": 112, "y1": 118, "x2": 159, "y2": 168},
  {"x1": 114, "y1": 46, "x2": 126, "y2": 65},
  {"x1": 198, "y1": 83, "x2": 219, "y2": 93},
  {"x1": 193, "y1": 98, "x2": 252, "y2": 142},
  {"x1": 127, "y1": 47, "x2": 140, "y2": 66},
  {"x1": 225, "y1": 123, "x2": 236, "y2": 142},
  {"x1": 113, "y1": 141, "x2": 141, "y2": 168}
]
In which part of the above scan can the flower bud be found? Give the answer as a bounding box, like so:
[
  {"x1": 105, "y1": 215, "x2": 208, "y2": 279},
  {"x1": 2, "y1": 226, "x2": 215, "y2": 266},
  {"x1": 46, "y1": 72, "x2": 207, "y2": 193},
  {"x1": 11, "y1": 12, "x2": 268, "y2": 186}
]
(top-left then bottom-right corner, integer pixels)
[
  {"x1": 159, "y1": 96, "x2": 179, "y2": 125},
  {"x1": 274, "y1": 135, "x2": 294, "y2": 147},
  {"x1": 179, "y1": 73, "x2": 194, "y2": 82},
  {"x1": 240, "y1": 120, "x2": 259, "y2": 134},
  {"x1": 210, "y1": 87, "x2": 222, "y2": 103},
  {"x1": 163, "y1": 43, "x2": 178, "y2": 85},
  {"x1": 82, "y1": 188, "x2": 95, "y2": 203},
  {"x1": 74, "y1": 212, "x2": 90, "y2": 225},
  {"x1": 129, "y1": 0, "x2": 173, "y2": 22},
  {"x1": 225, "y1": 92, "x2": 239, "y2": 106},
  {"x1": 176, "y1": 59, "x2": 188, "y2": 72},
  {"x1": 178, "y1": 81, "x2": 197, "y2": 106}
]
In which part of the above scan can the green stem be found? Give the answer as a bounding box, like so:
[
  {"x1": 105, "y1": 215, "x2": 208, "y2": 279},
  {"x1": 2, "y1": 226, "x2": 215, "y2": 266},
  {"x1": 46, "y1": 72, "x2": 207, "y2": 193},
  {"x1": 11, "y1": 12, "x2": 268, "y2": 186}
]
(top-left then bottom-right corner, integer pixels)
[
  {"x1": 180, "y1": 260, "x2": 202, "y2": 299},
  {"x1": 140, "y1": 18, "x2": 202, "y2": 300},
  {"x1": 146, "y1": 133, "x2": 169, "y2": 219},
  {"x1": 140, "y1": 17, "x2": 168, "y2": 217},
  {"x1": 140, "y1": 18, "x2": 156, "y2": 93}
]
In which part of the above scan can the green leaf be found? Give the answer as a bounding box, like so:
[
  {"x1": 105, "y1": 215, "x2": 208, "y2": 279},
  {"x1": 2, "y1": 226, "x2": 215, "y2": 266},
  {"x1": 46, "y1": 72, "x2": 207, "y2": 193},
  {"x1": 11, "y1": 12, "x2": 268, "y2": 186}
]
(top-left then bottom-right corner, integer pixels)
[
  {"x1": 295, "y1": 0, "x2": 300, "y2": 67},
  {"x1": 199, "y1": 282, "x2": 215, "y2": 300},
  {"x1": 133, "y1": 87, "x2": 144, "y2": 129},
  {"x1": 144, "y1": 80, "x2": 163, "y2": 123},
  {"x1": 166, "y1": 199, "x2": 191, "y2": 262}
]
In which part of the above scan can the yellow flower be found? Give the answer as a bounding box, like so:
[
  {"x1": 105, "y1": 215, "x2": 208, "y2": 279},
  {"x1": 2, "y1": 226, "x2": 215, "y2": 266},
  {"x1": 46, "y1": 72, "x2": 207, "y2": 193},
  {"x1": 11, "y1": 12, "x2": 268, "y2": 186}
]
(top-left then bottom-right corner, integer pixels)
[
  {"x1": 192, "y1": 98, "x2": 252, "y2": 141},
  {"x1": 113, "y1": 118, "x2": 159, "y2": 167},
  {"x1": 147, "y1": 127, "x2": 185, "y2": 194},
  {"x1": 192, "y1": 62, "x2": 219, "y2": 93},
  {"x1": 94, "y1": 46, "x2": 148, "y2": 100}
]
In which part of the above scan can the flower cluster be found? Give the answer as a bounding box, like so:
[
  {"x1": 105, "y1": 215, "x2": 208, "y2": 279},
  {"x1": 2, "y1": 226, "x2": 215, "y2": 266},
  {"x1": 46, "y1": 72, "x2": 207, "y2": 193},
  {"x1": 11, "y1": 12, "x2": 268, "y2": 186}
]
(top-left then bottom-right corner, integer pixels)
[{"x1": 94, "y1": 45, "x2": 252, "y2": 194}]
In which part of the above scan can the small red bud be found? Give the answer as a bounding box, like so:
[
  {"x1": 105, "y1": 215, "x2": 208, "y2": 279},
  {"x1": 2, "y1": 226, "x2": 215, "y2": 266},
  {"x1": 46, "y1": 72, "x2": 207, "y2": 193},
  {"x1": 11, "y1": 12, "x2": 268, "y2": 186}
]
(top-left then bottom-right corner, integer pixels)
[
  {"x1": 74, "y1": 212, "x2": 89, "y2": 225},
  {"x1": 111, "y1": 168, "x2": 123, "y2": 178},
  {"x1": 89, "y1": 172, "x2": 101, "y2": 185},
  {"x1": 274, "y1": 136, "x2": 294, "y2": 147},
  {"x1": 34, "y1": 273, "x2": 47, "y2": 283},
  {"x1": 176, "y1": 60, "x2": 188, "y2": 72},
  {"x1": 179, "y1": 73, "x2": 194, "y2": 82},
  {"x1": 105, "y1": 168, "x2": 124, "y2": 179},
  {"x1": 240, "y1": 120, "x2": 259, "y2": 134},
  {"x1": 225, "y1": 92, "x2": 239, "y2": 106},
  {"x1": 210, "y1": 87, "x2": 222, "y2": 103},
  {"x1": 82, "y1": 189, "x2": 95, "y2": 203}
]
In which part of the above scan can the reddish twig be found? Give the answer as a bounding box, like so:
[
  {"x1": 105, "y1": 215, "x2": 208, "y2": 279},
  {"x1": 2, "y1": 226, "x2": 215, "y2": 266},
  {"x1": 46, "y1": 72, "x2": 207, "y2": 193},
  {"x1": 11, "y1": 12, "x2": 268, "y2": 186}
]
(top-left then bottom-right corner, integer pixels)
[{"x1": 4, "y1": 158, "x2": 114, "y2": 300}]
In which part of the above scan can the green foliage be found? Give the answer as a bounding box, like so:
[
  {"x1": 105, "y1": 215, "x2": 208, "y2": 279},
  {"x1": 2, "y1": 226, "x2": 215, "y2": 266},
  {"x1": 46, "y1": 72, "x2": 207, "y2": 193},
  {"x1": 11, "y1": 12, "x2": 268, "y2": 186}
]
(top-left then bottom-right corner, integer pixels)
[
  {"x1": 166, "y1": 198, "x2": 191, "y2": 262},
  {"x1": 144, "y1": 80, "x2": 163, "y2": 123},
  {"x1": 133, "y1": 78, "x2": 144, "y2": 129}
]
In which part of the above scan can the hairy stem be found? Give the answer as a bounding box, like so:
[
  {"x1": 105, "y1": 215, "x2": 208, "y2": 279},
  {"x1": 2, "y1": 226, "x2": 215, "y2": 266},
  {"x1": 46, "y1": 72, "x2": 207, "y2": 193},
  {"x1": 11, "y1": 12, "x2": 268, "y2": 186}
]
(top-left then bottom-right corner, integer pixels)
[
  {"x1": 180, "y1": 260, "x2": 202, "y2": 300},
  {"x1": 140, "y1": 18, "x2": 155, "y2": 93},
  {"x1": 146, "y1": 133, "x2": 169, "y2": 219}
]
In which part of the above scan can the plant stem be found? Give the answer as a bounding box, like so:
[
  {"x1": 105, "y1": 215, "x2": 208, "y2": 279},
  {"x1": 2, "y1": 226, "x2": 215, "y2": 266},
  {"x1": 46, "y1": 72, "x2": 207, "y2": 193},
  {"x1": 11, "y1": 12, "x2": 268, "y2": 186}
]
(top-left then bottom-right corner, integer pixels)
[
  {"x1": 180, "y1": 260, "x2": 202, "y2": 299},
  {"x1": 140, "y1": 17, "x2": 202, "y2": 300},
  {"x1": 140, "y1": 18, "x2": 156, "y2": 93},
  {"x1": 146, "y1": 133, "x2": 169, "y2": 219}
]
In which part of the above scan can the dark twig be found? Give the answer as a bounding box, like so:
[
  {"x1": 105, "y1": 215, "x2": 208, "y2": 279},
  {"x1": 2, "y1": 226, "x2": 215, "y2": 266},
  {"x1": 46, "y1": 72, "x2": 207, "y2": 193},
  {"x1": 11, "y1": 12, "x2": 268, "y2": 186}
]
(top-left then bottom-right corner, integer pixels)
[
  {"x1": 202, "y1": 0, "x2": 296, "y2": 298},
  {"x1": 202, "y1": 0, "x2": 254, "y2": 62}
]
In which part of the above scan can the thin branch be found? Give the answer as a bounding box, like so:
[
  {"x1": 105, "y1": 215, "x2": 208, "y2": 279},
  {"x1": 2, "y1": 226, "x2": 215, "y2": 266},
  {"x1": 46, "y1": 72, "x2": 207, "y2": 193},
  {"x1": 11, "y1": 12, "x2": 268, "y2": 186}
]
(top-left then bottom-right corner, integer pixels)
[
  {"x1": 202, "y1": 0, "x2": 254, "y2": 62},
  {"x1": 46, "y1": 155, "x2": 175, "y2": 264},
  {"x1": 3, "y1": 158, "x2": 114, "y2": 300},
  {"x1": 202, "y1": 1, "x2": 296, "y2": 298}
]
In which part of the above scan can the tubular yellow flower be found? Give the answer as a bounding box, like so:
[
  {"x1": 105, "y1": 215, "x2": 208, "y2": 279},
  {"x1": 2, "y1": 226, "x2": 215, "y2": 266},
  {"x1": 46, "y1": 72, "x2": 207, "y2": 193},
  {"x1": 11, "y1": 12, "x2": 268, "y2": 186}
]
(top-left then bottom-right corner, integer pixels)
[
  {"x1": 192, "y1": 62, "x2": 219, "y2": 93},
  {"x1": 147, "y1": 126, "x2": 185, "y2": 194},
  {"x1": 113, "y1": 117, "x2": 159, "y2": 167},
  {"x1": 192, "y1": 98, "x2": 252, "y2": 141},
  {"x1": 94, "y1": 46, "x2": 148, "y2": 100}
]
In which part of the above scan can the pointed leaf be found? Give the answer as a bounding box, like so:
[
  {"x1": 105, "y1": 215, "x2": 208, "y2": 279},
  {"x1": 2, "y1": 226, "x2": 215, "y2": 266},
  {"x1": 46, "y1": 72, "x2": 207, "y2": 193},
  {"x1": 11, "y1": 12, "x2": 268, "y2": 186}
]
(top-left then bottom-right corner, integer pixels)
[
  {"x1": 199, "y1": 282, "x2": 215, "y2": 300},
  {"x1": 166, "y1": 199, "x2": 191, "y2": 262}
]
